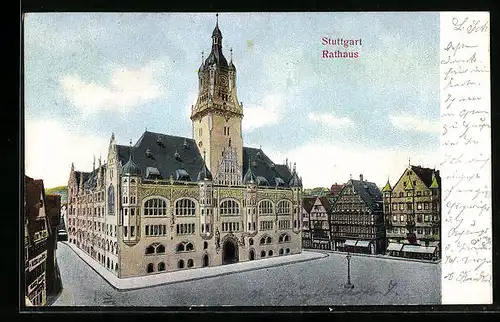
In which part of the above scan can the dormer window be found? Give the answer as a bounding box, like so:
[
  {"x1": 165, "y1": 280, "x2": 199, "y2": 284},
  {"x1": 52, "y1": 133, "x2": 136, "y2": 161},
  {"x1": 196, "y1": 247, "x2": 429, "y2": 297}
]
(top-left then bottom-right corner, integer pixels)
[
  {"x1": 174, "y1": 151, "x2": 182, "y2": 162},
  {"x1": 146, "y1": 148, "x2": 153, "y2": 158},
  {"x1": 146, "y1": 167, "x2": 162, "y2": 180},
  {"x1": 175, "y1": 169, "x2": 191, "y2": 181},
  {"x1": 39, "y1": 199, "x2": 44, "y2": 208},
  {"x1": 156, "y1": 136, "x2": 164, "y2": 147}
]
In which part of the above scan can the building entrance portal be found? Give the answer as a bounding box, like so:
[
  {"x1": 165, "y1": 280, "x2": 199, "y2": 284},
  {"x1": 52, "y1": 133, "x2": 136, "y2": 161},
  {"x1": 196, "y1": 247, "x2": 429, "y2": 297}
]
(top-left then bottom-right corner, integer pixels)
[{"x1": 222, "y1": 239, "x2": 239, "y2": 265}]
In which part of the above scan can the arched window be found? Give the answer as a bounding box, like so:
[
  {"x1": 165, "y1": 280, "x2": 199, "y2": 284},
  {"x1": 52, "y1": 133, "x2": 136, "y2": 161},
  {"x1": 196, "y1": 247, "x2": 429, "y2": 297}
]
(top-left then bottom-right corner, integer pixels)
[
  {"x1": 114, "y1": 242, "x2": 118, "y2": 254},
  {"x1": 175, "y1": 199, "x2": 196, "y2": 216},
  {"x1": 178, "y1": 260, "x2": 185, "y2": 269},
  {"x1": 279, "y1": 248, "x2": 284, "y2": 255},
  {"x1": 107, "y1": 184, "x2": 115, "y2": 215},
  {"x1": 268, "y1": 250, "x2": 273, "y2": 256},
  {"x1": 186, "y1": 243, "x2": 194, "y2": 251},
  {"x1": 285, "y1": 248, "x2": 290, "y2": 254},
  {"x1": 156, "y1": 244, "x2": 165, "y2": 254},
  {"x1": 158, "y1": 262, "x2": 166, "y2": 271},
  {"x1": 258, "y1": 200, "x2": 273, "y2": 215},
  {"x1": 187, "y1": 259, "x2": 194, "y2": 268},
  {"x1": 249, "y1": 238, "x2": 254, "y2": 246},
  {"x1": 203, "y1": 241, "x2": 208, "y2": 250},
  {"x1": 145, "y1": 245, "x2": 155, "y2": 254},
  {"x1": 147, "y1": 263, "x2": 154, "y2": 273},
  {"x1": 279, "y1": 233, "x2": 290, "y2": 243},
  {"x1": 115, "y1": 263, "x2": 118, "y2": 271},
  {"x1": 176, "y1": 243, "x2": 185, "y2": 252},
  {"x1": 260, "y1": 237, "x2": 266, "y2": 245},
  {"x1": 220, "y1": 199, "x2": 239, "y2": 215},
  {"x1": 277, "y1": 200, "x2": 291, "y2": 215},
  {"x1": 144, "y1": 198, "x2": 168, "y2": 216},
  {"x1": 261, "y1": 250, "x2": 266, "y2": 257},
  {"x1": 266, "y1": 236, "x2": 272, "y2": 244}
]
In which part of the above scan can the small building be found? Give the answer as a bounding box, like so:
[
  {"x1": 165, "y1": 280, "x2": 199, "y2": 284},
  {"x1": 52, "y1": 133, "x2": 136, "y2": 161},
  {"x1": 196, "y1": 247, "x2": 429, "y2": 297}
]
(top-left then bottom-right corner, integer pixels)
[
  {"x1": 330, "y1": 174, "x2": 385, "y2": 254},
  {"x1": 309, "y1": 196, "x2": 332, "y2": 250}
]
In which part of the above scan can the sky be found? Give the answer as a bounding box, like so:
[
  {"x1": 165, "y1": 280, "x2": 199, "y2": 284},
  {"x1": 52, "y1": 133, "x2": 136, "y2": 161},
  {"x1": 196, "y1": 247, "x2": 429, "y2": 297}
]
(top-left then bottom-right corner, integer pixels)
[{"x1": 24, "y1": 12, "x2": 441, "y2": 189}]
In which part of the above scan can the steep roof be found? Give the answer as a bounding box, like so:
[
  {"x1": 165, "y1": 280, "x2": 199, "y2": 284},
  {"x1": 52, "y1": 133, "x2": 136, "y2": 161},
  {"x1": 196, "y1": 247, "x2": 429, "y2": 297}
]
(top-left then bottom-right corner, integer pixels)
[
  {"x1": 77, "y1": 131, "x2": 296, "y2": 187},
  {"x1": 117, "y1": 131, "x2": 205, "y2": 182},
  {"x1": 351, "y1": 179, "x2": 383, "y2": 212},
  {"x1": 242, "y1": 147, "x2": 294, "y2": 187},
  {"x1": 318, "y1": 196, "x2": 330, "y2": 210},
  {"x1": 329, "y1": 184, "x2": 343, "y2": 196},
  {"x1": 411, "y1": 165, "x2": 441, "y2": 188},
  {"x1": 302, "y1": 196, "x2": 316, "y2": 213}
]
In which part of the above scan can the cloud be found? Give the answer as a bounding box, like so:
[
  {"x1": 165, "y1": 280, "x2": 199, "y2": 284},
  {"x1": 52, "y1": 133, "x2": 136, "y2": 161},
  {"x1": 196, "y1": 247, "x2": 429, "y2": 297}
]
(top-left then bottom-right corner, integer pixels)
[
  {"x1": 264, "y1": 141, "x2": 438, "y2": 189},
  {"x1": 389, "y1": 115, "x2": 440, "y2": 133},
  {"x1": 308, "y1": 112, "x2": 354, "y2": 128},
  {"x1": 25, "y1": 119, "x2": 109, "y2": 188},
  {"x1": 242, "y1": 94, "x2": 284, "y2": 132},
  {"x1": 60, "y1": 60, "x2": 167, "y2": 113}
]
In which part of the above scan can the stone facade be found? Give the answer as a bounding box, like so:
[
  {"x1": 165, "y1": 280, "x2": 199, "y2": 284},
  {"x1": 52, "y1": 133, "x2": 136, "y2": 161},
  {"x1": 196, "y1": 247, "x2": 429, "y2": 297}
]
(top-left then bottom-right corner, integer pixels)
[{"x1": 66, "y1": 17, "x2": 303, "y2": 279}]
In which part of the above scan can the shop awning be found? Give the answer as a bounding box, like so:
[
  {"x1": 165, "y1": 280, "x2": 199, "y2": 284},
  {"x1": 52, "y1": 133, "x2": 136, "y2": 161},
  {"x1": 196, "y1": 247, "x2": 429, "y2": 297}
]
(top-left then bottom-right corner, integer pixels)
[
  {"x1": 386, "y1": 243, "x2": 404, "y2": 251},
  {"x1": 402, "y1": 245, "x2": 436, "y2": 254},
  {"x1": 356, "y1": 240, "x2": 371, "y2": 247},
  {"x1": 344, "y1": 239, "x2": 357, "y2": 246}
]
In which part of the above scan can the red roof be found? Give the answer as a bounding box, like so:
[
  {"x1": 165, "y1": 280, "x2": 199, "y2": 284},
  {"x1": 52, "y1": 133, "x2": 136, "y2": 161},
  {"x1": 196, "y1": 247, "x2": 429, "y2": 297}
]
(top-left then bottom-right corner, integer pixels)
[{"x1": 329, "y1": 184, "x2": 343, "y2": 196}]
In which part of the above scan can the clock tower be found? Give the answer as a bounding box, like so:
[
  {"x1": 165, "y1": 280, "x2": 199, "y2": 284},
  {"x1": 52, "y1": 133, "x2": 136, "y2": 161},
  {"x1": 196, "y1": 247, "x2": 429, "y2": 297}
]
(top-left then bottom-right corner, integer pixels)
[{"x1": 191, "y1": 15, "x2": 244, "y2": 185}]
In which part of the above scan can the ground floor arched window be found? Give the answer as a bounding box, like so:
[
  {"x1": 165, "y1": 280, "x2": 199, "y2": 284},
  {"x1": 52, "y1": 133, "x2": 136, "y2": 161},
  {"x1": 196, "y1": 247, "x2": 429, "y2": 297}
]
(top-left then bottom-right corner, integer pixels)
[
  {"x1": 147, "y1": 263, "x2": 154, "y2": 273},
  {"x1": 178, "y1": 260, "x2": 185, "y2": 269},
  {"x1": 261, "y1": 250, "x2": 266, "y2": 257},
  {"x1": 279, "y1": 248, "x2": 284, "y2": 255},
  {"x1": 187, "y1": 259, "x2": 194, "y2": 268},
  {"x1": 268, "y1": 250, "x2": 273, "y2": 256},
  {"x1": 249, "y1": 250, "x2": 255, "y2": 260},
  {"x1": 158, "y1": 262, "x2": 166, "y2": 271}
]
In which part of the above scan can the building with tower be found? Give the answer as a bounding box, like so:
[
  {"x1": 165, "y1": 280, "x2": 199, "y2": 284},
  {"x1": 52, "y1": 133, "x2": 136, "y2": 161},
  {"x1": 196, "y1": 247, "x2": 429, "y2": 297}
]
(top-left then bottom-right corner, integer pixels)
[
  {"x1": 65, "y1": 16, "x2": 303, "y2": 278},
  {"x1": 382, "y1": 165, "x2": 441, "y2": 260}
]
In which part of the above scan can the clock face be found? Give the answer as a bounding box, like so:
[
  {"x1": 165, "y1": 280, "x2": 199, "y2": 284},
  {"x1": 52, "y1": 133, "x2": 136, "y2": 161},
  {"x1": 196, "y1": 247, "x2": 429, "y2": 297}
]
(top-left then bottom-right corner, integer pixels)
[{"x1": 220, "y1": 75, "x2": 228, "y2": 86}]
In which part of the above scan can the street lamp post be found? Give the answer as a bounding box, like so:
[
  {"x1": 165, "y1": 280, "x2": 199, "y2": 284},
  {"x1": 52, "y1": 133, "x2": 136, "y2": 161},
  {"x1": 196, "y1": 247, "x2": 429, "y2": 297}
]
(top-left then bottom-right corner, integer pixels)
[{"x1": 344, "y1": 252, "x2": 354, "y2": 289}]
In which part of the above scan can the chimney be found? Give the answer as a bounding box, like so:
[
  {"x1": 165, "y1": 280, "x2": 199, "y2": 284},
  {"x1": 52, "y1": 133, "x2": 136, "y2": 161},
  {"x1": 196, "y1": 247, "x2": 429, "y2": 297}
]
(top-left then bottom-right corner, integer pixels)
[{"x1": 359, "y1": 174, "x2": 363, "y2": 181}]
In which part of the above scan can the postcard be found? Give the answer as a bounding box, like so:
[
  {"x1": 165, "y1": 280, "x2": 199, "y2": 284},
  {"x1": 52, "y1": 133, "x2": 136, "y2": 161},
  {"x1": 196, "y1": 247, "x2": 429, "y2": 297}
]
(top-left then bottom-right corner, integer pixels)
[{"x1": 22, "y1": 12, "x2": 491, "y2": 308}]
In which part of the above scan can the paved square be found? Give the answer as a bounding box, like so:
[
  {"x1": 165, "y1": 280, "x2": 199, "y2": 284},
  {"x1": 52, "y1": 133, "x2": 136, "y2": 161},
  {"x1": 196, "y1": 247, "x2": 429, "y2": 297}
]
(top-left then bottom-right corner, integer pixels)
[{"x1": 53, "y1": 242, "x2": 440, "y2": 306}]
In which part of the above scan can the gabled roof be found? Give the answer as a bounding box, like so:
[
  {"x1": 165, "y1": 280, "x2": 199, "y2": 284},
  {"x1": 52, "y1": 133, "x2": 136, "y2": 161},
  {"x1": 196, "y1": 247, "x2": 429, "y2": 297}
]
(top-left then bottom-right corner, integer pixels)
[
  {"x1": 302, "y1": 196, "x2": 316, "y2": 213},
  {"x1": 330, "y1": 184, "x2": 343, "y2": 196},
  {"x1": 351, "y1": 179, "x2": 383, "y2": 211},
  {"x1": 411, "y1": 165, "x2": 441, "y2": 188},
  {"x1": 318, "y1": 196, "x2": 330, "y2": 210}
]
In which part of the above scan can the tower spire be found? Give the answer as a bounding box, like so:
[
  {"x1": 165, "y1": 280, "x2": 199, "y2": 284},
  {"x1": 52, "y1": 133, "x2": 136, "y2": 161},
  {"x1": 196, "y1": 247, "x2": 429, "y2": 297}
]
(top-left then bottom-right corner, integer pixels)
[
  {"x1": 216, "y1": 13, "x2": 219, "y2": 26},
  {"x1": 230, "y1": 48, "x2": 233, "y2": 62}
]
